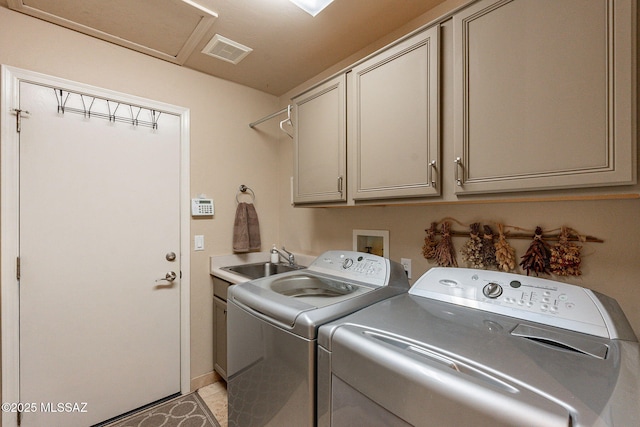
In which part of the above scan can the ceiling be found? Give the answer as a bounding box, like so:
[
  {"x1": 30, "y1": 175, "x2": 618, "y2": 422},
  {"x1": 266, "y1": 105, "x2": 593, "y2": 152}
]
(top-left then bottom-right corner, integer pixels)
[{"x1": 2, "y1": 0, "x2": 447, "y2": 96}]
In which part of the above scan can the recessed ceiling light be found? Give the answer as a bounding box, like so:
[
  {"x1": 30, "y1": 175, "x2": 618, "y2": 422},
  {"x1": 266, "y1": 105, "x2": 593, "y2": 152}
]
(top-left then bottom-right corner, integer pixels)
[{"x1": 289, "y1": 0, "x2": 334, "y2": 17}]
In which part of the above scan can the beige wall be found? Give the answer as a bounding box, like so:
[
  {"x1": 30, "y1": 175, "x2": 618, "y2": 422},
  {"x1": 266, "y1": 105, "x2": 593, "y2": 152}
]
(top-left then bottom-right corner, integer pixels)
[
  {"x1": 0, "y1": 6, "x2": 282, "y2": 386},
  {"x1": 277, "y1": 0, "x2": 640, "y2": 337}
]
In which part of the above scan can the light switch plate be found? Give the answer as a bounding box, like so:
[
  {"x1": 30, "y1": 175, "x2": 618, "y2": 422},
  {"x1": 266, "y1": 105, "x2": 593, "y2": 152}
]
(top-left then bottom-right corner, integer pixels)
[{"x1": 194, "y1": 235, "x2": 205, "y2": 251}]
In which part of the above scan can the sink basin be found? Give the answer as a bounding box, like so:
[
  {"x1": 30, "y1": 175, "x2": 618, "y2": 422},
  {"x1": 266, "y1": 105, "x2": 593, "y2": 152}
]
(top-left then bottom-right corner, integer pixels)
[{"x1": 222, "y1": 262, "x2": 306, "y2": 280}]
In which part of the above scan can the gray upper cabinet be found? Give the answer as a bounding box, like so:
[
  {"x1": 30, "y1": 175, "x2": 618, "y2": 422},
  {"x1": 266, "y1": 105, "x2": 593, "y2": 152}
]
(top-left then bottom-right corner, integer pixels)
[
  {"x1": 350, "y1": 26, "x2": 440, "y2": 200},
  {"x1": 452, "y1": 0, "x2": 636, "y2": 194},
  {"x1": 292, "y1": 75, "x2": 346, "y2": 204},
  {"x1": 291, "y1": 0, "x2": 635, "y2": 206}
]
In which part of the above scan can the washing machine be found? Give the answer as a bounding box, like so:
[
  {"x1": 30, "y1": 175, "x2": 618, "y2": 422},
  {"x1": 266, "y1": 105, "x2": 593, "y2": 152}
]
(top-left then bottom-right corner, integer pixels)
[
  {"x1": 226, "y1": 250, "x2": 410, "y2": 427},
  {"x1": 317, "y1": 267, "x2": 640, "y2": 427}
]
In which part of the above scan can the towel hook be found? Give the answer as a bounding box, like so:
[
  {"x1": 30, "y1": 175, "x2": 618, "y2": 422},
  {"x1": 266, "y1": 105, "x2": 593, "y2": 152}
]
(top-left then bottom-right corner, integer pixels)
[{"x1": 236, "y1": 185, "x2": 256, "y2": 204}]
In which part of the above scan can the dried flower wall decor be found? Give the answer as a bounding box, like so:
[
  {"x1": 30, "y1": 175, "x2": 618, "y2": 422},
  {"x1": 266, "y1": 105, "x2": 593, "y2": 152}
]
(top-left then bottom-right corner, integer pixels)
[
  {"x1": 481, "y1": 225, "x2": 498, "y2": 269},
  {"x1": 434, "y1": 221, "x2": 458, "y2": 267},
  {"x1": 421, "y1": 222, "x2": 439, "y2": 260},
  {"x1": 519, "y1": 226, "x2": 551, "y2": 276},
  {"x1": 461, "y1": 222, "x2": 483, "y2": 268},
  {"x1": 550, "y1": 227, "x2": 583, "y2": 276},
  {"x1": 494, "y1": 223, "x2": 517, "y2": 272},
  {"x1": 421, "y1": 218, "x2": 600, "y2": 275}
]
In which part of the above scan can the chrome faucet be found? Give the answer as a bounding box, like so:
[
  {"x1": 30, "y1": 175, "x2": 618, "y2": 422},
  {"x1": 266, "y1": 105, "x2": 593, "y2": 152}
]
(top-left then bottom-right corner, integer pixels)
[{"x1": 274, "y1": 246, "x2": 296, "y2": 266}]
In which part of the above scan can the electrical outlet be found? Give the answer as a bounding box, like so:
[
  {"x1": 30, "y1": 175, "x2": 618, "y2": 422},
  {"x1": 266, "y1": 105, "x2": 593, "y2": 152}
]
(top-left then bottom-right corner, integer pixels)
[{"x1": 400, "y1": 258, "x2": 412, "y2": 279}]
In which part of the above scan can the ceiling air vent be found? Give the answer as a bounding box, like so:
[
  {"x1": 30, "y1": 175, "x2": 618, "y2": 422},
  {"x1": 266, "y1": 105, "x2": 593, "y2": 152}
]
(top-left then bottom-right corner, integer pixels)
[{"x1": 202, "y1": 34, "x2": 253, "y2": 64}]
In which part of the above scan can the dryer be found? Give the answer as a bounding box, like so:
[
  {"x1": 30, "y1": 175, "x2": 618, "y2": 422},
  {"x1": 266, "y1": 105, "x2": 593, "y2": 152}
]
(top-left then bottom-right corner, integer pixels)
[
  {"x1": 227, "y1": 250, "x2": 410, "y2": 427},
  {"x1": 317, "y1": 268, "x2": 640, "y2": 427}
]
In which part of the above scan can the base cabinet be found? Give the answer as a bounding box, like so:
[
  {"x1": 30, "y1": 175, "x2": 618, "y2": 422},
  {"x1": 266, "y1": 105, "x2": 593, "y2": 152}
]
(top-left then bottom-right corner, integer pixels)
[{"x1": 213, "y1": 277, "x2": 230, "y2": 380}]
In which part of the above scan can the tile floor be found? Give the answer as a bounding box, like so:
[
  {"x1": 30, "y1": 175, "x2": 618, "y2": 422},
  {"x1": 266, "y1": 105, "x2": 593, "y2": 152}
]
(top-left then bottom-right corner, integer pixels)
[{"x1": 198, "y1": 381, "x2": 228, "y2": 427}]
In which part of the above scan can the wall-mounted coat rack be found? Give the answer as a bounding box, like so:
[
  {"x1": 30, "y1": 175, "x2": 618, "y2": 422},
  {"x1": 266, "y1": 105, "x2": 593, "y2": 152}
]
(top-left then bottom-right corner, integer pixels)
[
  {"x1": 54, "y1": 88, "x2": 161, "y2": 129},
  {"x1": 249, "y1": 105, "x2": 293, "y2": 138}
]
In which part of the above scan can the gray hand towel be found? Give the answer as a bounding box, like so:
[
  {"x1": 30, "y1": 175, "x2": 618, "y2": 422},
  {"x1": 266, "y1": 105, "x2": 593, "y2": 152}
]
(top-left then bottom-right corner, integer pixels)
[{"x1": 233, "y1": 202, "x2": 261, "y2": 253}]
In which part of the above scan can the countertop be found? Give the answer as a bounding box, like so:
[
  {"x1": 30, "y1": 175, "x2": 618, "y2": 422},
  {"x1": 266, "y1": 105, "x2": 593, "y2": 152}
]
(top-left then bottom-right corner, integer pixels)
[{"x1": 210, "y1": 251, "x2": 316, "y2": 284}]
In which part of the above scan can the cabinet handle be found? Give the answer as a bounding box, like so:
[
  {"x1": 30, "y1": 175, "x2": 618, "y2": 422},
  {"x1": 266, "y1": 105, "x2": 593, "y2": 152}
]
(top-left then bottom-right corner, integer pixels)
[
  {"x1": 429, "y1": 160, "x2": 437, "y2": 188},
  {"x1": 454, "y1": 157, "x2": 463, "y2": 186},
  {"x1": 337, "y1": 176, "x2": 343, "y2": 193}
]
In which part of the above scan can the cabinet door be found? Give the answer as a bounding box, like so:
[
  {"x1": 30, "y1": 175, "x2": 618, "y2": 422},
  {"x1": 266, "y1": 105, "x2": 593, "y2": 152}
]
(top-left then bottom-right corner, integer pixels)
[
  {"x1": 350, "y1": 26, "x2": 440, "y2": 200},
  {"x1": 293, "y1": 75, "x2": 346, "y2": 204},
  {"x1": 453, "y1": 0, "x2": 635, "y2": 194},
  {"x1": 213, "y1": 297, "x2": 227, "y2": 380}
]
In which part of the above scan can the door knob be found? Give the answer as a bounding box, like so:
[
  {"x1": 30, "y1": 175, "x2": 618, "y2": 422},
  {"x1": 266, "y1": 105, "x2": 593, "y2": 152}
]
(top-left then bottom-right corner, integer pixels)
[
  {"x1": 166, "y1": 252, "x2": 177, "y2": 261},
  {"x1": 156, "y1": 271, "x2": 177, "y2": 283}
]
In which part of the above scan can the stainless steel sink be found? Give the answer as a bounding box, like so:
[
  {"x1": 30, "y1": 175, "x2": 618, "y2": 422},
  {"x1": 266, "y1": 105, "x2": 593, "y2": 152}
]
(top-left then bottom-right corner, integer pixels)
[
  {"x1": 269, "y1": 274, "x2": 359, "y2": 298},
  {"x1": 222, "y1": 262, "x2": 306, "y2": 280}
]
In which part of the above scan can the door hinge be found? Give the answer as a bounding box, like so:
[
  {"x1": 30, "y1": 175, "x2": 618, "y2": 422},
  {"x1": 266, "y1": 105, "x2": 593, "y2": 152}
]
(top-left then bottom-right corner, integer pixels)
[
  {"x1": 11, "y1": 108, "x2": 30, "y2": 133},
  {"x1": 17, "y1": 257, "x2": 20, "y2": 280}
]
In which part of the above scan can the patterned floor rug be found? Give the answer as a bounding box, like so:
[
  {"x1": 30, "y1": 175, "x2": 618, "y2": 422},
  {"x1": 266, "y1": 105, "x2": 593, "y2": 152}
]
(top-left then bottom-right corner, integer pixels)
[{"x1": 103, "y1": 392, "x2": 221, "y2": 427}]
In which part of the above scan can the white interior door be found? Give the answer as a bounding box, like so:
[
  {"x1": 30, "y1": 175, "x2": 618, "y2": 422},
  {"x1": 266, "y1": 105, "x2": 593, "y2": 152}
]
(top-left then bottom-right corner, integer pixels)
[{"x1": 18, "y1": 81, "x2": 182, "y2": 426}]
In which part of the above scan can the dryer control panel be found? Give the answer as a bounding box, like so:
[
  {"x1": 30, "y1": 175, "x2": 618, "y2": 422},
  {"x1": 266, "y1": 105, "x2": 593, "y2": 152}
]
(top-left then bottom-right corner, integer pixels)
[{"x1": 410, "y1": 268, "x2": 628, "y2": 339}]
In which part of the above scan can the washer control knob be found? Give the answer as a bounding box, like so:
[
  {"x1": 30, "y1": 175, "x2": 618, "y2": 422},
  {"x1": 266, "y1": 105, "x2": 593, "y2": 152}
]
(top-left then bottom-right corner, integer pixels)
[
  {"x1": 342, "y1": 258, "x2": 354, "y2": 269},
  {"x1": 483, "y1": 282, "x2": 503, "y2": 299}
]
